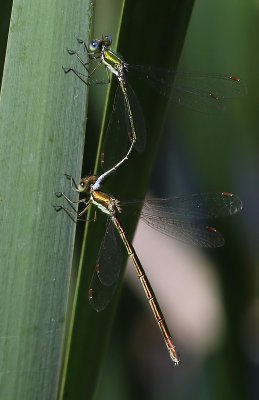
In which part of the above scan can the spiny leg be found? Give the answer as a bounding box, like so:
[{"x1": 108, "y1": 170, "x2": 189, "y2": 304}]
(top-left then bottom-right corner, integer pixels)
[
  {"x1": 54, "y1": 192, "x2": 95, "y2": 222},
  {"x1": 64, "y1": 174, "x2": 79, "y2": 192},
  {"x1": 77, "y1": 38, "x2": 88, "y2": 52},
  {"x1": 55, "y1": 191, "x2": 88, "y2": 210},
  {"x1": 78, "y1": 202, "x2": 92, "y2": 219},
  {"x1": 66, "y1": 49, "x2": 90, "y2": 71},
  {"x1": 62, "y1": 66, "x2": 89, "y2": 86},
  {"x1": 63, "y1": 49, "x2": 110, "y2": 86},
  {"x1": 63, "y1": 65, "x2": 110, "y2": 86},
  {"x1": 53, "y1": 205, "x2": 77, "y2": 222}
]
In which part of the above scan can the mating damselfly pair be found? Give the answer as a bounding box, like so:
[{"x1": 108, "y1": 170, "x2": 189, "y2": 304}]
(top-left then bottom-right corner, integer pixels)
[{"x1": 55, "y1": 35, "x2": 245, "y2": 364}]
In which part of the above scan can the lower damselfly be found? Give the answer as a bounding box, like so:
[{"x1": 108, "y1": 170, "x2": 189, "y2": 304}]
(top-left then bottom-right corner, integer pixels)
[
  {"x1": 63, "y1": 35, "x2": 246, "y2": 158},
  {"x1": 54, "y1": 174, "x2": 243, "y2": 364}
]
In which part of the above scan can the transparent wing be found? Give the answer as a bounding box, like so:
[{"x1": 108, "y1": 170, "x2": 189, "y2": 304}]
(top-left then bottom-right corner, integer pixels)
[
  {"x1": 121, "y1": 192, "x2": 243, "y2": 248},
  {"x1": 122, "y1": 192, "x2": 243, "y2": 219},
  {"x1": 141, "y1": 192, "x2": 243, "y2": 219},
  {"x1": 142, "y1": 214, "x2": 224, "y2": 247},
  {"x1": 121, "y1": 79, "x2": 146, "y2": 152},
  {"x1": 89, "y1": 272, "x2": 119, "y2": 312},
  {"x1": 101, "y1": 81, "x2": 146, "y2": 170},
  {"x1": 101, "y1": 86, "x2": 130, "y2": 170},
  {"x1": 88, "y1": 219, "x2": 123, "y2": 312},
  {"x1": 127, "y1": 64, "x2": 247, "y2": 112},
  {"x1": 96, "y1": 218, "x2": 122, "y2": 286}
]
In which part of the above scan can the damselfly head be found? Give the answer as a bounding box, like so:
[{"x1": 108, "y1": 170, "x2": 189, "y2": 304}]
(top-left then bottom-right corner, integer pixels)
[
  {"x1": 89, "y1": 35, "x2": 112, "y2": 52},
  {"x1": 78, "y1": 175, "x2": 98, "y2": 193}
]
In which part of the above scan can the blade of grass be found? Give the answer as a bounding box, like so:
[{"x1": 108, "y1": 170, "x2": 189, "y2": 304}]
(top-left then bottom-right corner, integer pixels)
[
  {"x1": 0, "y1": 0, "x2": 12, "y2": 82},
  {"x1": 0, "y1": 0, "x2": 93, "y2": 398},
  {"x1": 61, "y1": 0, "x2": 195, "y2": 399}
]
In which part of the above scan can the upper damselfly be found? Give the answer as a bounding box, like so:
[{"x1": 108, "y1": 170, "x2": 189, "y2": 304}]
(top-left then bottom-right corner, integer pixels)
[{"x1": 63, "y1": 35, "x2": 246, "y2": 159}]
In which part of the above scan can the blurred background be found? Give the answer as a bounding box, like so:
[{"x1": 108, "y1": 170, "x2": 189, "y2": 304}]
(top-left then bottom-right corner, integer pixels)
[
  {"x1": 1, "y1": 0, "x2": 258, "y2": 399},
  {"x1": 90, "y1": 1, "x2": 259, "y2": 400}
]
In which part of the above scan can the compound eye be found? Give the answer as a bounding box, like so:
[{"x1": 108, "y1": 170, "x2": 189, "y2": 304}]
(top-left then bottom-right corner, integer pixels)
[
  {"x1": 89, "y1": 40, "x2": 99, "y2": 52},
  {"x1": 78, "y1": 180, "x2": 86, "y2": 192},
  {"x1": 104, "y1": 35, "x2": 112, "y2": 46}
]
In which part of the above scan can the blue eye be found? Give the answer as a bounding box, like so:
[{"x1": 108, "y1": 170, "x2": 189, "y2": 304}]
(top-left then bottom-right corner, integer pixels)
[{"x1": 89, "y1": 40, "x2": 99, "y2": 52}]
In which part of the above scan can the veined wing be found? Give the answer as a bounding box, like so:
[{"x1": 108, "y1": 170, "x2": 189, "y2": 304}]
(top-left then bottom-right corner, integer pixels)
[
  {"x1": 121, "y1": 192, "x2": 243, "y2": 248},
  {"x1": 141, "y1": 192, "x2": 243, "y2": 219},
  {"x1": 95, "y1": 218, "x2": 122, "y2": 286},
  {"x1": 101, "y1": 80, "x2": 146, "y2": 170},
  {"x1": 89, "y1": 272, "x2": 119, "y2": 312},
  {"x1": 122, "y1": 192, "x2": 242, "y2": 219},
  {"x1": 141, "y1": 214, "x2": 225, "y2": 248},
  {"x1": 127, "y1": 65, "x2": 247, "y2": 112},
  {"x1": 89, "y1": 218, "x2": 122, "y2": 311}
]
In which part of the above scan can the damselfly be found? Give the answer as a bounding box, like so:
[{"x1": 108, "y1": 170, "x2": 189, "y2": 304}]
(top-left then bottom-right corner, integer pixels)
[
  {"x1": 54, "y1": 174, "x2": 243, "y2": 364},
  {"x1": 64, "y1": 35, "x2": 146, "y2": 159},
  {"x1": 63, "y1": 35, "x2": 246, "y2": 158}
]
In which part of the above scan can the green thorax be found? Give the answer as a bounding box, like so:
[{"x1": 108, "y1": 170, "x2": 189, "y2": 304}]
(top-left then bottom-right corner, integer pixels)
[{"x1": 102, "y1": 48, "x2": 125, "y2": 74}]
